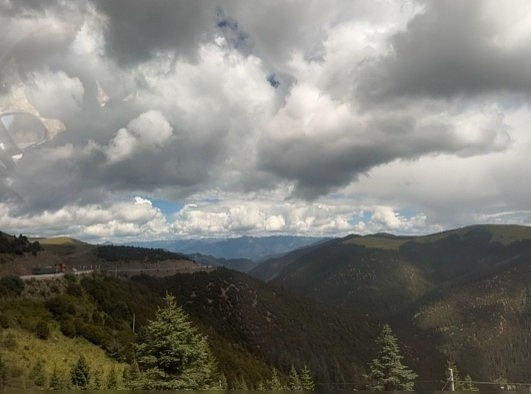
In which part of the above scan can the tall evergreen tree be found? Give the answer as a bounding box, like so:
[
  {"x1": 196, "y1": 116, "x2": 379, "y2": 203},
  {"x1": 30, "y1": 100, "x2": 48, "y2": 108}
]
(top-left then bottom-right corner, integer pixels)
[
  {"x1": 70, "y1": 355, "x2": 91, "y2": 389},
  {"x1": 288, "y1": 365, "x2": 302, "y2": 390},
  {"x1": 49, "y1": 367, "x2": 65, "y2": 390},
  {"x1": 366, "y1": 324, "x2": 417, "y2": 391},
  {"x1": 267, "y1": 368, "x2": 284, "y2": 390},
  {"x1": 299, "y1": 365, "x2": 315, "y2": 391},
  {"x1": 133, "y1": 293, "x2": 218, "y2": 390}
]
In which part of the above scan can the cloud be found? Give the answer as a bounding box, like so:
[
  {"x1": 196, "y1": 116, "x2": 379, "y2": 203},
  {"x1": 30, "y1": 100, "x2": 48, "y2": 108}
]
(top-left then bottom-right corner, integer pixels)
[
  {"x1": 0, "y1": 195, "x2": 171, "y2": 241},
  {"x1": 24, "y1": 70, "x2": 84, "y2": 118},
  {"x1": 91, "y1": 0, "x2": 217, "y2": 65},
  {"x1": 370, "y1": 206, "x2": 427, "y2": 231},
  {"x1": 1, "y1": 0, "x2": 531, "y2": 240},
  {"x1": 358, "y1": 0, "x2": 531, "y2": 101},
  {"x1": 105, "y1": 110, "x2": 173, "y2": 163},
  {"x1": 171, "y1": 197, "x2": 356, "y2": 238},
  {"x1": 257, "y1": 83, "x2": 511, "y2": 198}
]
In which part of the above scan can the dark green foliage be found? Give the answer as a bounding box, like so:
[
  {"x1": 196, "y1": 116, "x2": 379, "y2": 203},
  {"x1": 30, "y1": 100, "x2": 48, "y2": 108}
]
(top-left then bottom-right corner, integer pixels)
[
  {"x1": 66, "y1": 282, "x2": 82, "y2": 296},
  {"x1": 265, "y1": 225, "x2": 531, "y2": 383},
  {"x1": 0, "y1": 313, "x2": 9, "y2": 328},
  {"x1": 39, "y1": 276, "x2": 158, "y2": 362},
  {"x1": 49, "y1": 368, "x2": 64, "y2": 390},
  {"x1": 231, "y1": 375, "x2": 249, "y2": 390},
  {"x1": 34, "y1": 319, "x2": 50, "y2": 340},
  {"x1": 91, "y1": 369, "x2": 103, "y2": 389},
  {"x1": 0, "y1": 355, "x2": 6, "y2": 388},
  {"x1": 70, "y1": 355, "x2": 91, "y2": 389},
  {"x1": 96, "y1": 245, "x2": 186, "y2": 262},
  {"x1": 60, "y1": 318, "x2": 76, "y2": 337},
  {"x1": 300, "y1": 365, "x2": 315, "y2": 391},
  {"x1": 122, "y1": 361, "x2": 140, "y2": 388},
  {"x1": 446, "y1": 360, "x2": 478, "y2": 391},
  {"x1": 0, "y1": 232, "x2": 41, "y2": 255},
  {"x1": 2, "y1": 332, "x2": 17, "y2": 349},
  {"x1": 105, "y1": 367, "x2": 118, "y2": 389},
  {"x1": 288, "y1": 365, "x2": 302, "y2": 390},
  {"x1": 267, "y1": 368, "x2": 284, "y2": 390},
  {"x1": 136, "y1": 269, "x2": 378, "y2": 387},
  {"x1": 366, "y1": 324, "x2": 417, "y2": 391},
  {"x1": 30, "y1": 358, "x2": 47, "y2": 387},
  {"x1": 0, "y1": 275, "x2": 24, "y2": 296},
  {"x1": 132, "y1": 293, "x2": 218, "y2": 390},
  {"x1": 461, "y1": 374, "x2": 479, "y2": 391},
  {"x1": 219, "y1": 372, "x2": 228, "y2": 390},
  {"x1": 45, "y1": 295, "x2": 77, "y2": 318}
]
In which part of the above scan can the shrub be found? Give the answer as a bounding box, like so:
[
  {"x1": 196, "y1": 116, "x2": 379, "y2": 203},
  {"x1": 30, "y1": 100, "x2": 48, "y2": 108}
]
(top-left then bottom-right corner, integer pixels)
[
  {"x1": 30, "y1": 359, "x2": 47, "y2": 387},
  {"x1": 0, "y1": 355, "x2": 6, "y2": 388},
  {"x1": 49, "y1": 368, "x2": 65, "y2": 390},
  {"x1": 45, "y1": 296, "x2": 76, "y2": 318},
  {"x1": 0, "y1": 275, "x2": 24, "y2": 296},
  {"x1": 2, "y1": 332, "x2": 17, "y2": 350},
  {"x1": 66, "y1": 283, "x2": 82, "y2": 297},
  {"x1": 0, "y1": 314, "x2": 9, "y2": 328},
  {"x1": 60, "y1": 318, "x2": 76, "y2": 338},
  {"x1": 35, "y1": 320, "x2": 50, "y2": 340}
]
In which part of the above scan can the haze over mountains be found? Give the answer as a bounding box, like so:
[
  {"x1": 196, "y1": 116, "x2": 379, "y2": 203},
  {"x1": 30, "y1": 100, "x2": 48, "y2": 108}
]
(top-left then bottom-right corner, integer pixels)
[{"x1": 130, "y1": 236, "x2": 324, "y2": 262}]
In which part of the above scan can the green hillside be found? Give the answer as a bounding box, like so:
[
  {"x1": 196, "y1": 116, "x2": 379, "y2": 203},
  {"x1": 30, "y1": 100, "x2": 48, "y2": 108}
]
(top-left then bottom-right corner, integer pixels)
[
  {"x1": 269, "y1": 224, "x2": 531, "y2": 383},
  {"x1": 134, "y1": 268, "x2": 385, "y2": 386},
  {"x1": 1, "y1": 225, "x2": 530, "y2": 389}
]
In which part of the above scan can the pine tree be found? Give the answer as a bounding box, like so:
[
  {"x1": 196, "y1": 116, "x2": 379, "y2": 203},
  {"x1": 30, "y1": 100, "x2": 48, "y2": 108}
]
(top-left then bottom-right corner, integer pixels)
[
  {"x1": 49, "y1": 368, "x2": 64, "y2": 390},
  {"x1": 446, "y1": 360, "x2": 478, "y2": 391},
  {"x1": 133, "y1": 293, "x2": 218, "y2": 390},
  {"x1": 218, "y1": 372, "x2": 228, "y2": 390},
  {"x1": 366, "y1": 324, "x2": 417, "y2": 391},
  {"x1": 122, "y1": 361, "x2": 141, "y2": 389},
  {"x1": 300, "y1": 365, "x2": 315, "y2": 391},
  {"x1": 461, "y1": 374, "x2": 479, "y2": 391},
  {"x1": 288, "y1": 365, "x2": 302, "y2": 390},
  {"x1": 70, "y1": 354, "x2": 91, "y2": 389},
  {"x1": 267, "y1": 368, "x2": 284, "y2": 390}
]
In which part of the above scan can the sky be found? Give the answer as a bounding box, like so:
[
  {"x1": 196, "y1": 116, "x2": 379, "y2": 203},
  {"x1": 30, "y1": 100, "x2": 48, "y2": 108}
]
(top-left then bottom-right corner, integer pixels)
[{"x1": 1, "y1": 0, "x2": 531, "y2": 242}]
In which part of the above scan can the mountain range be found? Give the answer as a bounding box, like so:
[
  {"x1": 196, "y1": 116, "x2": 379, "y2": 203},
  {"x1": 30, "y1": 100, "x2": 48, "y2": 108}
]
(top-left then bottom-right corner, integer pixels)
[
  {"x1": 255, "y1": 224, "x2": 531, "y2": 382},
  {"x1": 0, "y1": 224, "x2": 530, "y2": 389},
  {"x1": 129, "y1": 235, "x2": 324, "y2": 262}
]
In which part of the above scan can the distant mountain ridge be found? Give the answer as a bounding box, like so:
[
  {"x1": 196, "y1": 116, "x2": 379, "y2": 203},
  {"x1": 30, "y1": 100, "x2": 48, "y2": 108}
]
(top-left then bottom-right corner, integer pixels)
[{"x1": 129, "y1": 235, "x2": 324, "y2": 262}]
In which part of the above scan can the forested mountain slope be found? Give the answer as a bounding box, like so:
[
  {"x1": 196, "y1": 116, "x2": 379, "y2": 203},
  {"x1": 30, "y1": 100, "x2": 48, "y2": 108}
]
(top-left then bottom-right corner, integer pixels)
[{"x1": 267, "y1": 225, "x2": 531, "y2": 382}]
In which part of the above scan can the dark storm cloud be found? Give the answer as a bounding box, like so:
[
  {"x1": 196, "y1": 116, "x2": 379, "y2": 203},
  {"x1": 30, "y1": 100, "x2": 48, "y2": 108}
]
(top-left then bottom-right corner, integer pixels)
[
  {"x1": 258, "y1": 111, "x2": 510, "y2": 199},
  {"x1": 358, "y1": 0, "x2": 531, "y2": 101},
  {"x1": 9, "y1": 112, "x2": 227, "y2": 213},
  {"x1": 91, "y1": 0, "x2": 217, "y2": 65}
]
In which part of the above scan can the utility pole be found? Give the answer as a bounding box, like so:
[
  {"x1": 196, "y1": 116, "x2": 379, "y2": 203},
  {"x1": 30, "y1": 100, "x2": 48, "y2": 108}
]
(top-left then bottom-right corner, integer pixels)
[
  {"x1": 132, "y1": 312, "x2": 136, "y2": 334},
  {"x1": 449, "y1": 368, "x2": 455, "y2": 392}
]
